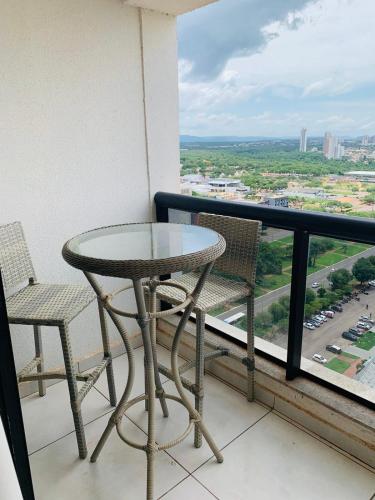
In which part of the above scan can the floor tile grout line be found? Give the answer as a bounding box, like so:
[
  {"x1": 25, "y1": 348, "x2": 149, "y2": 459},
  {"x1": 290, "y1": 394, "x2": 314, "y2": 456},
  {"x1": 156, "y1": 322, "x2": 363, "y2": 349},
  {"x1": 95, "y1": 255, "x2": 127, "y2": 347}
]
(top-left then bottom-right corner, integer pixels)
[
  {"x1": 157, "y1": 474, "x2": 193, "y2": 499},
  {"x1": 272, "y1": 409, "x2": 375, "y2": 474},
  {"x1": 27, "y1": 404, "x2": 116, "y2": 457},
  {"x1": 190, "y1": 409, "x2": 272, "y2": 476},
  {"x1": 192, "y1": 475, "x2": 221, "y2": 499}
]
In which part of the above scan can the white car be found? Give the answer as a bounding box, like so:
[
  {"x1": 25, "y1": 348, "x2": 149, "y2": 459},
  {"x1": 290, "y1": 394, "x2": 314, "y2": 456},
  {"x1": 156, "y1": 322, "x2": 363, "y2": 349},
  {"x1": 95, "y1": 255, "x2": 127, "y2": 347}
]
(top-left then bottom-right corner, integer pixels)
[
  {"x1": 304, "y1": 322, "x2": 315, "y2": 330},
  {"x1": 312, "y1": 354, "x2": 327, "y2": 364},
  {"x1": 311, "y1": 282, "x2": 320, "y2": 288},
  {"x1": 368, "y1": 280, "x2": 375, "y2": 286},
  {"x1": 316, "y1": 315, "x2": 327, "y2": 322}
]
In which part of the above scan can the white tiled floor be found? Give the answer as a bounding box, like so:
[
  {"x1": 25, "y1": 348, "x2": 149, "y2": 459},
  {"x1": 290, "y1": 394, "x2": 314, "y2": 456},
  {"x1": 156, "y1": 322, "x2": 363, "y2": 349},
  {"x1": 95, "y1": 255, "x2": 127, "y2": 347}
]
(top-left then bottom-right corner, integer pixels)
[{"x1": 23, "y1": 346, "x2": 375, "y2": 500}]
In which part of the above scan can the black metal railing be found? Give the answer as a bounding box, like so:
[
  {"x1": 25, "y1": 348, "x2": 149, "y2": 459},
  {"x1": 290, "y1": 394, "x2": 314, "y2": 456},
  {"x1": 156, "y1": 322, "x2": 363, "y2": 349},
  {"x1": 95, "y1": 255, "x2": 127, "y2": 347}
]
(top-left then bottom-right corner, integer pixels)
[{"x1": 155, "y1": 191, "x2": 375, "y2": 410}]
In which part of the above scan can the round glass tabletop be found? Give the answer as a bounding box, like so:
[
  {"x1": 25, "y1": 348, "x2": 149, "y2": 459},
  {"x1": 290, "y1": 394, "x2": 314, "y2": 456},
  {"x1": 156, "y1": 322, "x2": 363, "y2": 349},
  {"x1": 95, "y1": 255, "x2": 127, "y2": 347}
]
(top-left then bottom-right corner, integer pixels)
[{"x1": 62, "y1": 223, "x2": 226, "y2": 279}]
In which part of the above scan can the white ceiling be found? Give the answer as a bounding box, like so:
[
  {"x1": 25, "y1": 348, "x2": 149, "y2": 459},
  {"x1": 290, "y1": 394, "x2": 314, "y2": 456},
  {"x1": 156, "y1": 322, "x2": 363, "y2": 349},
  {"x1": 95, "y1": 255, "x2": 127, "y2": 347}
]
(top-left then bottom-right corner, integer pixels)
[{"x1": 123, "y1": 0, "x2": 217, "y2": 16}]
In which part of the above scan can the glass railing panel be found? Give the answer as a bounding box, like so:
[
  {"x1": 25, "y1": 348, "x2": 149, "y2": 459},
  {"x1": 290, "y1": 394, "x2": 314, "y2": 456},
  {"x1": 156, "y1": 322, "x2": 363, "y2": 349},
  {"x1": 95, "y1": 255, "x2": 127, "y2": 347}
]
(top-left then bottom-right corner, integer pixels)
[{"x1": 302, "y1": 236, "x2": 375, "y2": 399}]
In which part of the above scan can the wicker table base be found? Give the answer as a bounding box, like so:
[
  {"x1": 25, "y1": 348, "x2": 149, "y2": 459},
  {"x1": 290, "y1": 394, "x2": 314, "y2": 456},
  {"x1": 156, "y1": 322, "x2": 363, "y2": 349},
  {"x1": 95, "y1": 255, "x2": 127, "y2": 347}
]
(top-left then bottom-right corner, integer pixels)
[{"x1": 84, "y1": 265, "x2": 223, "y2": 500}]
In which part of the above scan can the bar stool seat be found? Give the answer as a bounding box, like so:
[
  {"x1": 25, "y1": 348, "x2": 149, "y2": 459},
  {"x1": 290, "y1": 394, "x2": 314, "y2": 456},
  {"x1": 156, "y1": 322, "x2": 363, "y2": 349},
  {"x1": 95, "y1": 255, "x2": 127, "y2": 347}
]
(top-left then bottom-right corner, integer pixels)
[{"x1": 6, "y1": 283, "x2": 95, "y2": 326}]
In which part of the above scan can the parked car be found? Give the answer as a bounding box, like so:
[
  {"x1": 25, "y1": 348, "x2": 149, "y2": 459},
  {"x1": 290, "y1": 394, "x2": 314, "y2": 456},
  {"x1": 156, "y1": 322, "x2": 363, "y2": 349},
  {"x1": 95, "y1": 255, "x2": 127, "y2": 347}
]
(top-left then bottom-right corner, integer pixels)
[
  {"x1": 303, "y1": 322, "x2": 315, "y2": 330},
  {"x1": 349, "y1": 327, "x2": 360, "y2": 335},
  {"x1": 342, "y1": 331, "x2": 358, "y2": 341},
  {"x1": 326, "y1": 345, "x2": 342, "y2": 354},
  {"x1": 323, "y1": 310, "x2": 335, "y2": 318},
  {"x1": 316, "y1": 314, "x2": 328, "y2": 322},
  {"x1": 332, "y1": 304, "x2": 343, "y2": 312},
  {"x1": 311, "y1": 282, "x2": 320, "y2": 288},
  {"x1": 359, "y1": 315, "x2": 369, "y2": 321},
  {"x1": 368, "y1": 280, "x2": 375, "y2": 286},
  {"x1": 353, "y1": 330, "x2": 363, "y2": 337},
  {"x1": 310, "y1": 320, "x2": 321, "y2": 327},
  {"x1": 312, "y1": 353, "x2": 327, "y2": 364},
  {"x1": 357, "y1": 322, "x2": 369, "y2": 330}
]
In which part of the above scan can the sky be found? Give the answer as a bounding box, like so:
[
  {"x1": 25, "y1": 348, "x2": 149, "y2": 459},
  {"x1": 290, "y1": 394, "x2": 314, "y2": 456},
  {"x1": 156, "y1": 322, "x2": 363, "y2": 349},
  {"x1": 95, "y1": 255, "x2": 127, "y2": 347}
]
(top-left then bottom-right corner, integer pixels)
[{"x1": 177, "y1": 0, "x2": 375, "y2": 138}]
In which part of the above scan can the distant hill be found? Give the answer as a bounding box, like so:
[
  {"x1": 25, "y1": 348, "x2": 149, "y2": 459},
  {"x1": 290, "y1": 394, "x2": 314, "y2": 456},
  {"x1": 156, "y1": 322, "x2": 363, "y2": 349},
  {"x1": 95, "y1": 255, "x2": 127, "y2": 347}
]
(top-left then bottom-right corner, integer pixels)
[{"x1": 180, "y1": 135, "x2": 277, "y2": 143}]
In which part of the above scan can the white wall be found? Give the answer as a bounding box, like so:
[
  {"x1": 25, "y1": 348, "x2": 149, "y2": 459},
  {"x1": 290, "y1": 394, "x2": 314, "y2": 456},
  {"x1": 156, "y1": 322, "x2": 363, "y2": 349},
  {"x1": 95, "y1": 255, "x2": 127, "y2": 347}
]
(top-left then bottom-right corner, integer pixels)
[{"x1": 0, "y1": 1, "x2": 179, "y2": 378}]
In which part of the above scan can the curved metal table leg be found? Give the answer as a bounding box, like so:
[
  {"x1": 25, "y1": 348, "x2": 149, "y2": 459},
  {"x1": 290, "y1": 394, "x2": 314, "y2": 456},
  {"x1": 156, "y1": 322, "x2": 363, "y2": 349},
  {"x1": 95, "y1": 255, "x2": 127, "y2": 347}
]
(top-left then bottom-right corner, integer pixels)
[
  {"x1": 84, "y1": 266, "x2": 223, "y2": 500},
  {"x1": 83, "y1": 273, "x2": 136, "y2": 464}
]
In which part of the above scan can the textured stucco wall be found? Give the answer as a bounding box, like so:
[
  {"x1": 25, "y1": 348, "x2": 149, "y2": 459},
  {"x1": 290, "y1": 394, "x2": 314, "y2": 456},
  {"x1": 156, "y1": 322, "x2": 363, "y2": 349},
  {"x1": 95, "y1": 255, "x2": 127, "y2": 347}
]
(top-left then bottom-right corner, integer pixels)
[{"x1": 0, "y1": 0, "x2": 179, "y2": 378}]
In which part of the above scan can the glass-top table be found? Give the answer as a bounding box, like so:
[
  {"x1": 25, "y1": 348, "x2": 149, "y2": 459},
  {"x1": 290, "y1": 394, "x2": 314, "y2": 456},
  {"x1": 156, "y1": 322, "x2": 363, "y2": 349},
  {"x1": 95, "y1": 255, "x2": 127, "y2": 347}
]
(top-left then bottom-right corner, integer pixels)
[
  {"x1": 62, "y1": 222, "x2": 225, "y2": 500},
  {"x1": 63, "y1": 222, "x2": 224, "y2": 280}
]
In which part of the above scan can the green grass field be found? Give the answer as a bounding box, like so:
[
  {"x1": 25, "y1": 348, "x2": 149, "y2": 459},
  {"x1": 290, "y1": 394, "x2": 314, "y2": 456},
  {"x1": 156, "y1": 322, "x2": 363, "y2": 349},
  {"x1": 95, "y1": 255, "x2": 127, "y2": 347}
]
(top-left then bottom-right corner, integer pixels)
[
  {"x1": 325, "y1": 358, "x2": 351, "y2": 373},
  {"x1": 354, "y1": 331, "x2": 375, "y2": 351},
  {"x1": 259, "y1": 273, "x2": 291, "y2": 290},
  {"x1": 316, "y1": 252, "x2": 348, "y2": 267},
  {"x1": 257, "y1": 236, "x2": 372, "y2": 298},
  {"x1": 341, "y1": 352, "x2": 359, "y2": 359},
  {"x1": 339, "y1": 243, "x2": 369, "y2": 256}
]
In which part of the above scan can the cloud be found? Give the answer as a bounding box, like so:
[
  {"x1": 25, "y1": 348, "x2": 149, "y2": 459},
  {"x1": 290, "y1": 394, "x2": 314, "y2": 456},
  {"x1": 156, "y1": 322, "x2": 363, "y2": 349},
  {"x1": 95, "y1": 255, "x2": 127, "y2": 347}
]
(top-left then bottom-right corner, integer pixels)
[
  {"x1": 178, "y1": 0, "x2": 315, "y2": 81},
  {"x1": 178, "y1": 0, "x2": 375, "y2": 136},
  {"x1": 303, "y1": 79, "x2": 353, "y2": 97}
]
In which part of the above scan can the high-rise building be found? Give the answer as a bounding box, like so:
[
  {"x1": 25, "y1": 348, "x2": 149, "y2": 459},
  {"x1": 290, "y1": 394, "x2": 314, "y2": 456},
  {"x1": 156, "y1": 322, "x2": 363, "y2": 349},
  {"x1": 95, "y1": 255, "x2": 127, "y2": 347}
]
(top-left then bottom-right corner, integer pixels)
[
  {"x1": 323, "y1": 131, "x2": 344, "y2": 160},
  {"x1": 300, "y1": 128, "x2": 307, "y2": 152},
  {"x1": 323, "y1": 132, "x2": 333, "y2": 158},
  {"x1": 362, "y1": 135, "x2": 369, "y2": 146}
]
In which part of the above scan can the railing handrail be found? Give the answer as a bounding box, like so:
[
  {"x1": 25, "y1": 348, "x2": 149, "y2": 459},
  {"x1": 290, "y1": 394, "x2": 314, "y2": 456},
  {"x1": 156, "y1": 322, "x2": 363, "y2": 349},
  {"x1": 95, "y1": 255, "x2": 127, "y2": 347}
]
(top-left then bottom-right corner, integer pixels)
[{"x1": 154, "y1": 192, "x2": 375, "y2": 245}]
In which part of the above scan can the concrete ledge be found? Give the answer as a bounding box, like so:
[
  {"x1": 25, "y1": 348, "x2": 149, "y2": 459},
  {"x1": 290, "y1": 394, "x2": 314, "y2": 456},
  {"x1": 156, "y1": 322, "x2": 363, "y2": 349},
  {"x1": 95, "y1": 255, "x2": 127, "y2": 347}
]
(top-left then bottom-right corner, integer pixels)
[{"x1": 158, "y1": 316, "x2": 375, "y2": 469}]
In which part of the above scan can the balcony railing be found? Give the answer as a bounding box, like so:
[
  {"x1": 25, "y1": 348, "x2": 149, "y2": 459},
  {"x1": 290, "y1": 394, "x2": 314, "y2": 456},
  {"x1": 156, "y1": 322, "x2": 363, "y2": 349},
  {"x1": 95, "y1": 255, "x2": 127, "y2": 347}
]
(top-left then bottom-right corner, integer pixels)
[{"x1": 155, "y1": 191, "x2": 375, "y2": 411}]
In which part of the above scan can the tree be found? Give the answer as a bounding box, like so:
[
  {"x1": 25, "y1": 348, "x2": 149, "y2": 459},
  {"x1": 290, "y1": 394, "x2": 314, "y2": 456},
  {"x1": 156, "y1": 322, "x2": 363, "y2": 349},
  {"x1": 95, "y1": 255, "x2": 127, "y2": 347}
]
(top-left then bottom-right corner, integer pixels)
[
  {"x1": 329, "y1": 269, "x2": 352, "y2": 290},
  {"x1": 305, "y1": 288, "x2": 316, "y2": 304},
  {"x1": 269, "y1": 303, "x2": 288, "y2": 323},
  {"x1": 317, "y1": 287, "x2": 326, "y2": 297},
  {"x1": 256, "y1": 242, "x2": 283, "y2": 279},
  {"x1": 308, "y1": 240, "x2": 321, "y2": 267},
  {"x1": 277, "y1": 318, "x2": 289, "y2": 334},
  {"x1": 352, "y1": 258, "x2": 375, "y2": 284},
  {"x1": 364, "y1": 194, "x2": 375, "y2": 205},
  {"x1": 278, "y1": 295, "x2": 290, "y2": 310}
]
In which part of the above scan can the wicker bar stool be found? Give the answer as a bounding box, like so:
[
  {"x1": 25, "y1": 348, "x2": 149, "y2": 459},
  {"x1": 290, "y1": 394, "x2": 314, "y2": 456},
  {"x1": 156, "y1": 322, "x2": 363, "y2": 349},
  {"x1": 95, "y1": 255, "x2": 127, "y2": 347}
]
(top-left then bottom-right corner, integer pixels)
[
  {"x1": 0, "y1": 222, "x2": 117, "y2": 459},
  {"x1": 155, "y1": 213, "x2": 261, "y2": 448}
]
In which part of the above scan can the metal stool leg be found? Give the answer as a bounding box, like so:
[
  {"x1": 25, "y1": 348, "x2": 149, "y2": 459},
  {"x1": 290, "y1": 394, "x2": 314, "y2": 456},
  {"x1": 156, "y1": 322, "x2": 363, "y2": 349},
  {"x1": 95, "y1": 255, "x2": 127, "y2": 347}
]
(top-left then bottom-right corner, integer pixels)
[
  {"x1": 33, "y1": 325, "x2": 46, "y2": 397},
  {"x1": 194, "y1": 309, "x2": 205, "y2": 448},
  {"x1": 171, "y1": 264, "x2": 223, "y2": 464},
  {"x1": 133, "y1": 279, "x2": 157, "y2": 500},
  {"x1": 97, "y1": 298, "x2": 117, "y2": 407},
  {"x1": 246, "y1": 294, "x2": 255, "y2": 402},
  {"x1": 59, "y1": 323, "x2": 87, "y2": 459}
]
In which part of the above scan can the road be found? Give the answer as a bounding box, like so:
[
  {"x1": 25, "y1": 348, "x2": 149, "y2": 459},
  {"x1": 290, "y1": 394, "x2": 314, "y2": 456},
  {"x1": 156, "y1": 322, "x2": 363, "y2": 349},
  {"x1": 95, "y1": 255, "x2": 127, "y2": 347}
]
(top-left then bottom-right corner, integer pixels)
[
  {"x1": 217, "y1": 245, "x2": 375, "y2": 322},
  {"x1": 261, "y1": 228, "x2": 292, "y2": 243}
]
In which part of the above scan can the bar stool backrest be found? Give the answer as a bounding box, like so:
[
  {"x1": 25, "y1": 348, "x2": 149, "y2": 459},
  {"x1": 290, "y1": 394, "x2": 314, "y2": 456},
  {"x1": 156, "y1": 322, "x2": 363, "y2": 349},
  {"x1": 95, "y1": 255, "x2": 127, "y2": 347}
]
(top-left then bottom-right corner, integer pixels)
[
  {"x1": 0, "y1": 222, "x2": 36, "y2": 292},
  {"x1": 197, "y1": 213, "x2": 261, "y2": 286}
]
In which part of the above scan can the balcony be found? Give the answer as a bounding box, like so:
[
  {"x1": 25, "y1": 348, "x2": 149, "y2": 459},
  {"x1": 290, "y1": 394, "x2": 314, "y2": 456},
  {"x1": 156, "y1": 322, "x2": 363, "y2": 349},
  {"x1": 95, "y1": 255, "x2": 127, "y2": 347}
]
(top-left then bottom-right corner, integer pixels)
[
  {"x1": 1, "y1": 1, "x2": 374, "y2": 499},
  {"x1": 21, "y1": 343, "x2": 375, "y2": 499}
]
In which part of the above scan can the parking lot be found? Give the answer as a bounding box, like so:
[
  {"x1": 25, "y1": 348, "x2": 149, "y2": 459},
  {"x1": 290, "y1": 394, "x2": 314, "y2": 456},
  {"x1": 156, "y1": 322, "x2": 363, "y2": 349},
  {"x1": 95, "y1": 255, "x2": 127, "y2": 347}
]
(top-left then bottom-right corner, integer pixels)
[
  {"x1": 301, "y1": 286, "x2": 375, "y2": 362},
  {"x1": 268, "y1": 285, "x2": 375, "y2": 371}
]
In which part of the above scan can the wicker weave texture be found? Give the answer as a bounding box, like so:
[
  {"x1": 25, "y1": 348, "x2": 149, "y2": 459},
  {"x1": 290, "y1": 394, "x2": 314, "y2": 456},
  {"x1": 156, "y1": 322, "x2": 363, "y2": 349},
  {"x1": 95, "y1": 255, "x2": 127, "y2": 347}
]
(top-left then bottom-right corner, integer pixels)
[
  {"x1": 62, "y1": 223, "x2": 226, "y2": 280},
  {"x1": 156, "y1": 271, "x2": 249, "y2": 313},
  {"x1": 6, "y1": 283, "x2": 95, "y2": 326},
  {"x1": 197, "y1": 213, "x2": 261, "y2": 284},
  {"x1": 0, "y1": 221, "x2": 35, "y2": 291}
]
